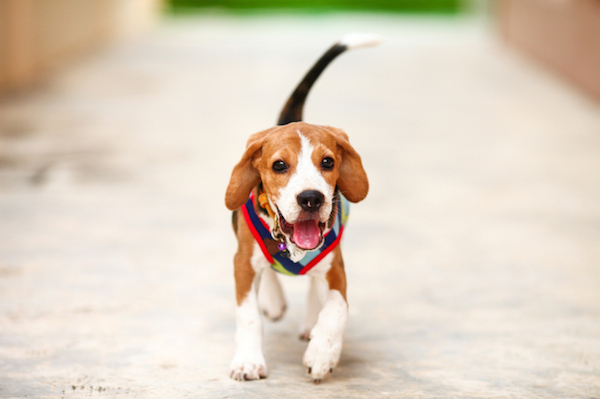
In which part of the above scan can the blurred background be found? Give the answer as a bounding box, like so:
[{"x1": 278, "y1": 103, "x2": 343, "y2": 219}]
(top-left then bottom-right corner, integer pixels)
[
  {"x1": 1, "y1": 1, "x2": 599, "y2": 398},
  {"x1": 1, "y1": 1, "x2": 599, "y2": 98}
]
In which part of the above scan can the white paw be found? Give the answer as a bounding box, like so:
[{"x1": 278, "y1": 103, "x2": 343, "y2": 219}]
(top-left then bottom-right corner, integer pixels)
[
  {"x1": 259, "y1": 298, "x2": 286, "y2": 322},
  {"x1": 299, "y1": 329, "x2": 311, "y2": 342},
  {"x1": 230, "y1": 358, "x2": 268, "y2": 381},
  {"x1": 303, "y1": 335, "x2": 342, "y2": 382}
]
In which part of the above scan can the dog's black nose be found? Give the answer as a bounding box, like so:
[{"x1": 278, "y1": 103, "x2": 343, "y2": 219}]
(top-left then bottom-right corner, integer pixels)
[{"x1": 297, "y1": 190, "x2": 324, "y2": 212}]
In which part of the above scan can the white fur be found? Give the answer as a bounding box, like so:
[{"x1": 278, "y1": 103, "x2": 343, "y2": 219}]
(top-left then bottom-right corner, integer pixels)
[
  {"x1": 305, "y1": 252, "x2": 334, "y2": 276},
  {"x1": 300, "y1": 252, "x2": 333, "y2": 340},
  {"x1": 251, "y1": 242, "x2": 271, "y2": 272},
  {"x1": 303, "y1": 289, "x2": 349, "y2": 381},
  {"x1": 258, "y1": 267, "x2": 287, "y2": 321},
  {"x1": 232, "y1": 242, "x2": 342, "y2": 381},
  {"x1": 230, "y1": 245, "x2": 271, "y2": 380},
  {"x1": 340, "y1": 33, "x2": 383, "y2": 50},
  {"x1": 277, "y1": 132, "x2": 334, "y2": 224},
  {"x1": 230, "y1": 286, "x2": 267, "y2": 381},
  {"x1": 299, "y1": 276, "x2": 329, "y2": 340},
  {"x1": 275, "y1": 132, "x2": 334, "y2": 262}
]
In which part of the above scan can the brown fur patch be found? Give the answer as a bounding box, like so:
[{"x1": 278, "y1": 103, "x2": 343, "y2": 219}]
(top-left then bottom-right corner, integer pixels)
[
  {"x1": 225, "y1": 122, "x2": 368, "y2": 211},
  {"x1": 326, "y1": 246, "x2": 347, "y2": 302},
  {"x1": 232, "y1": 204, "x2": 258, "y2": 305},
  {"x1": 251, "y1": 130, "x2": 301, "y2": 204}
]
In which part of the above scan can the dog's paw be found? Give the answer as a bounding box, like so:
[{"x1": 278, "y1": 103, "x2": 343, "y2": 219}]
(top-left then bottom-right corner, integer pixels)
[
  {"x1": 229, "y1": 360, "x2": 268, "y2": 381},
  {"x1": 303, "y1": 335, "x2": 342, "y2": 382},
  {"x1": 260, "y1": 301, "x2": 287, "y2": 322},
  {"x1": 298, "y1": 325, "x2": 313, "y2": 341}
]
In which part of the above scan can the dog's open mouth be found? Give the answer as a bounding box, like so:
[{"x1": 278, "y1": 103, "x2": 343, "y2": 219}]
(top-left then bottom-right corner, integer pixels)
[{"x1": 278, "y1": 211, "x2": 325, "y2": 250}]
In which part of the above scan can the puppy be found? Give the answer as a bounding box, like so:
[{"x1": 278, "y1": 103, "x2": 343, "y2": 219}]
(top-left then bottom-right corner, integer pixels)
[{"x1": 225, "y1": 34, "x2": 380, "y2": 382}]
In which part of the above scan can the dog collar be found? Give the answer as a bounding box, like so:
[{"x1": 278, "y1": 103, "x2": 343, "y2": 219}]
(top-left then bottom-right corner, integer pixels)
[{"x1": 240, "y1": 190, "x2": 349, "y2": 276}]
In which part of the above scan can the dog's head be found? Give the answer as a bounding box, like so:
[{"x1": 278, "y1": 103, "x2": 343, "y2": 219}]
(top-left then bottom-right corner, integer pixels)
[{"x1": 225, "y1": 122, "x2": 368, "y2": 254}]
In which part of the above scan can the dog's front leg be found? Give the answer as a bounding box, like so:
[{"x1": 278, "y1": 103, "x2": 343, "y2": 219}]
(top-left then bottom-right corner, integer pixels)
[
  {"x1": 230, "y1": 250, "x2": 268, "y2": 381},
  {"x1": 303, "y1": 249, "x2": 348, "y2": 382},
  {"x1": 258, "y1": 267, "x2": 287, "y2": 321},
  {"x1": 299, "y1": 276, "x2": 328, "y2": 341}
]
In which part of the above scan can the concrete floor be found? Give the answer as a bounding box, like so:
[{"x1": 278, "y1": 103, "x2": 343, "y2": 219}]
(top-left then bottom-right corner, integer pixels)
[{"x1": 1, "y1": 13, "x2": 600, "y2": 399}]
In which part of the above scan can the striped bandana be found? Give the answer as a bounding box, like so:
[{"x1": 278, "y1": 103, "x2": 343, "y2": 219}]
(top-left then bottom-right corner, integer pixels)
[{"x1": 241, "y1": 190, "x2": 349, "y2": 275}]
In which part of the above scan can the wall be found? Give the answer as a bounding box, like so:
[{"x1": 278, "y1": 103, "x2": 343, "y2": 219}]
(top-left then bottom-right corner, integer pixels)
[
  {"x1": 497, "y1": 0, "x2": 600, "y2": 101},
  {"x1": 0, "y1": 0, "x2": 163, "y2": 93}
]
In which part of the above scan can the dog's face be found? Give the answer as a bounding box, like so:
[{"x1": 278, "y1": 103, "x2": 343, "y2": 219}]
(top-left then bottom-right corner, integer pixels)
[{"x1": 226, "y1": 122, "x2": 368, "y2": 252}]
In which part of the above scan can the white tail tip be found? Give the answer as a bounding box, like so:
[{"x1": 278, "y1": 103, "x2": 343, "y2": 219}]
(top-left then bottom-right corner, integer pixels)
[{"x1": 339, "y1": 33, "x2": 383, "y2": 50}]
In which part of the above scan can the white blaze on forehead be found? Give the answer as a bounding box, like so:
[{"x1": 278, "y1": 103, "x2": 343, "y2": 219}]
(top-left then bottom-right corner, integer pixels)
[{"x1": 275, "y1": 131, "x2": 334, "y2": 224}]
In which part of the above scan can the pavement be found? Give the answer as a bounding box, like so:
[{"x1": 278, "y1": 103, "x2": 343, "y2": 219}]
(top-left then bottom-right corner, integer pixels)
[{"x1": 1, "y1": 12, "x2": 600, "y2": 399}]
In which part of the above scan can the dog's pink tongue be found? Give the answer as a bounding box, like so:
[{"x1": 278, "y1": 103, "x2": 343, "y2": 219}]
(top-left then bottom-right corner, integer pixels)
[{"x1": 293, "y1": 220, "x2": 321, "y2": 250}]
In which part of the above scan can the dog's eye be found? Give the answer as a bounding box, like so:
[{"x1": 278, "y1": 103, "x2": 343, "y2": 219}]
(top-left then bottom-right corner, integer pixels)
[
  {"x1": 272, "y1": 160, "x2": 289, "y2": 173},
  {"x1": 321, "y1": 157, "x2": 335, "y2": 170}
]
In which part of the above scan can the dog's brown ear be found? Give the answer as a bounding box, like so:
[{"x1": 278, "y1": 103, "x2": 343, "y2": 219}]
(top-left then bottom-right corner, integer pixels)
[
  {"x1": 225, "y1": 128, "x2": 274, "y2": 210},
  {"x1": 325, "y1": 126, "x2": 369, "y2": 203}
]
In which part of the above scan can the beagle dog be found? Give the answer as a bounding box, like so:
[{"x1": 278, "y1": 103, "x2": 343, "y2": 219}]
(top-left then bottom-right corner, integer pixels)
[{"x1": 225, "y1": 34, "x2": 380, "y2": 383}]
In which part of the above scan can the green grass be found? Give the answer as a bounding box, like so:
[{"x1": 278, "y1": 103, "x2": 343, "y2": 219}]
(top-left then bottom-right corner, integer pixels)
[{"x1": 167, "y1": 0, "x2": 462, "y2": 14}]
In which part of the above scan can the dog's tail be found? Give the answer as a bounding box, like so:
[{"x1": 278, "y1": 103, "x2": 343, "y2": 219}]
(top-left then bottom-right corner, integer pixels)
[{"x1": 277, "y1": 33, "x2": 382, "y2": 126}]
